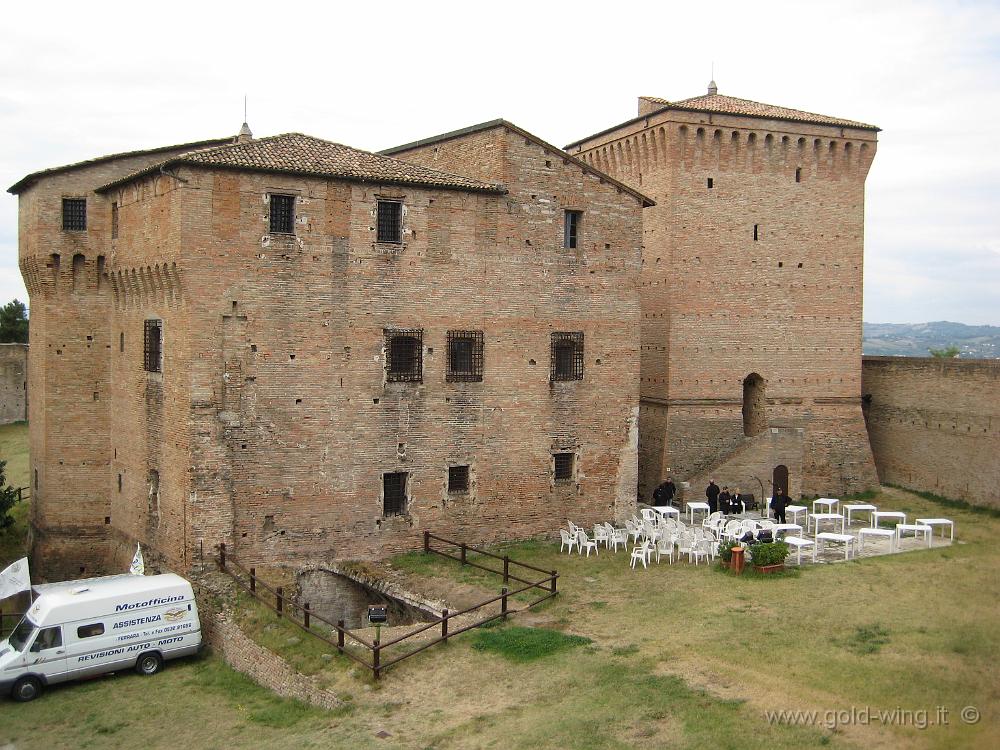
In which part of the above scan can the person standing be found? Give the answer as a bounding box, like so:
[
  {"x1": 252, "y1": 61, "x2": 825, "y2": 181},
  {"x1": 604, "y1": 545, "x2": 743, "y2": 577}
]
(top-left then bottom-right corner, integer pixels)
[
  {"x1": 653, "y1": 477, "x2": 676, "y2": 507},
  {"x1": 718, "y1": 486, "x2": 732, "y2": 514},
  {"x1": 706, "y1": 480, "x2": 720, "y2": 513},
  {"x1": 731, "y1": 486, "x2": 744, "y2": 515},
  {"x1": 771, "y1": 488, "x2": 790, "y2": 524}
]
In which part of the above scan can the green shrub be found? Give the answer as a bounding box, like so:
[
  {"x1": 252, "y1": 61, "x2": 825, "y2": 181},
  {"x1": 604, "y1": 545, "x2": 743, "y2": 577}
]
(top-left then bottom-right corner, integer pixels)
[
  {"x1": 717, "y1": 542, "x2": 734, "y2": 563},
  {"x1": 750, "y1": 541, "x2": 789, "y2": 567}
]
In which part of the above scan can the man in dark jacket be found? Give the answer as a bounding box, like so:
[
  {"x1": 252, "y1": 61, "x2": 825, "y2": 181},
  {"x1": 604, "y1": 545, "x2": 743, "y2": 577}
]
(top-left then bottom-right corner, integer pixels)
[
  {"x1": 653, "y1": 477, "x2": 676, "y2": 507},
  {"x1": 771, "y1": 488, "x2": 790, "y2": 524},
  {"x1": 706, "y1": 480, "x2": 720, "y2": 513},
  {"x1": 719, "y1": 486, "x2": 732, "y2": 514}
]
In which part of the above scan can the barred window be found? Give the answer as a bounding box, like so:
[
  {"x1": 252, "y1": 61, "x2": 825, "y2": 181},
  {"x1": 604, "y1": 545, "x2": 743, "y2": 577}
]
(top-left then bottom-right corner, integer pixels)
[
  {"x1": 269, "y1": 194, "x2": 295, "y2": 234},
  {"x1": 447, "y1": 330, "x2": 484, "y2": 382},
  {"x1": 553, "y1": 453, "x2": 575, "y2": 481},
  {"x1": 386, "y1": 329, "x2": 422, "y2": 382},
  {"x1": 550, "y1": 332, "x2": 584, "y2": 381},
  {"x1": 62, "y1": 198, "x2": 87, "y2": 231},
  {"x1": 448, "y1": 465, "x2": 470, "y2": 493},
  {"x1": 377, "y1": 199, "x2": 403, "y2": 243},
  {"x1": 143, "y1": 319, "x2": 162, "y2": 373},
  {"x1": 563, "y1": 210, "x2": 581, "y2": 249},
  {"x1": 383, "y1": 472, "x2": 408, "y2": 516}
]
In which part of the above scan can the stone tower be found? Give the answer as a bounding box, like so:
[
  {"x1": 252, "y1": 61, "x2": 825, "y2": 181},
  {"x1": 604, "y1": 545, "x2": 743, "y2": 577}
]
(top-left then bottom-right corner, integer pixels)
[{"x1": 564, "y1": 83, "x2": 881, "y2": 502}]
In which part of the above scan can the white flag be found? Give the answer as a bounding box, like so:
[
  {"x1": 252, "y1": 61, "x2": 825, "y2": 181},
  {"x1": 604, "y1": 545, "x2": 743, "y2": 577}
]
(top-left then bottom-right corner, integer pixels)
[
  {"x1": 129, "y1": 544, "x2": 145, "y2": 576},
  {"x1": 0, "y1": 557, "x2": 31, "y2": 600}
]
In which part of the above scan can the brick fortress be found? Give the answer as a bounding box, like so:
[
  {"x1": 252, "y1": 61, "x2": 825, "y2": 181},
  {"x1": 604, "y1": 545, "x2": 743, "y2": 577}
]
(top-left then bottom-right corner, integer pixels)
[
  {"x1": 565, "y1": 82, "x2": 880, "y2": 503},
  {"x1": 11, "y1": 122, "x2": 648, "y2": 579},
  {"x1": 12, "y1": 83, "x2": 881, "y2": 578}
]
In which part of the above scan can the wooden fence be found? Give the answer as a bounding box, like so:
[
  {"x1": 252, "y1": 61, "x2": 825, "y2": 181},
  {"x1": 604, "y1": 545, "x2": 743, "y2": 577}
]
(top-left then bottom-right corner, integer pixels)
[{"x1": 217, "y1": 533, "x2": 558, "y2": 679}]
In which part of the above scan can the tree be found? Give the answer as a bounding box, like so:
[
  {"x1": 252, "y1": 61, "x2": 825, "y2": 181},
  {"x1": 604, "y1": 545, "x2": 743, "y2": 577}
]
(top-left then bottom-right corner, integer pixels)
[
  {"x1": 0, "y1": 299, "x2": 28, "y2": 344},
  {"x1": 929, "y1": 345, "x2": 960, "y2": 358},
  {"x1": 0, "y1": 460, "x2": 19, "y2": 531}
]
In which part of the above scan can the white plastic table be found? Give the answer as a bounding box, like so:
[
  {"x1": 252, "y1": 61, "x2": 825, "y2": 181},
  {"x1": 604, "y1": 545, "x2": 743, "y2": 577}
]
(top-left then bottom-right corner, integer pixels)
[
  {"x1": 858, "y1": 527, "x2": 896, "y2": 553},
  {"x1": 815, "y1": 532, "x2": 855, "y2": 561},
  {"x1": 844, "y1": 503, "x2": 877, "y2": 526},
  {"x1": 786, "y1": 505, "x2": 808, "y2": 525},
  {"x1": 809, "y1": 513, "x2": 845, "y2": 535},
  {"x1": 770, "y1": 523, "x2": 802, "y2": 539},
  {"x1": 651, "y1": 505, "x2": 680, "y2": 519},
  {"x1": 872, "y1": 511, "x2": 906, "y2": 528},
  {"x1": 915, "y1": 518, "x2": 954, "y2": 541},
  {"x1": 687, "y1": 501, "x2": 710, "y2": 524},
  {"x1": 813, "y1": 497, "x2": 840, "y2": 514},
  {"x1": 784, "y1": 536, "x2": 814, "y2": 565},
  {"x1": 896, "y1": 523, "x2": 933, "y2": 548}
]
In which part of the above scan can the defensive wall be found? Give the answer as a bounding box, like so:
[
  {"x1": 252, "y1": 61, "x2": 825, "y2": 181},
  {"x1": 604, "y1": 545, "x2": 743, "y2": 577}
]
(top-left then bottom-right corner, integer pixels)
[{"x1": 0, "y1": 343, "x2": 27, "y2": 424}]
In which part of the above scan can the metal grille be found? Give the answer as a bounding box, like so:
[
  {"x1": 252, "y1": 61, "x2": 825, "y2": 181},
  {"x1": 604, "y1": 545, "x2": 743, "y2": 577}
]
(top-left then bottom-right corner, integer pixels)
[
  {"x1": 553, "y1": 453, "x2": 575, "y2": 481},
  {"x1": 269, "y1": 194, "x2": 295, "y2": 234},
  {"x1": 143, "y1": 319, "x2": 162, "y2": 373},
  {"x1": 448, "y1": 465, "x2": 470, "y2": 493},
  {"x1": 383, "y1": 472, "x2": 408, "y2": 516},
  {"x1": 447, "y1": 330, "x2": 484, "y2": 382},
  {"x1": 377, "y1": 200, "x2": 402, "y2": 243},
  {"x1": 550, "y1": 331, "x2": 584, "y2": 381},
  {"x1": 386, "y1": 329, "x2": 423, "y2": 382},
  {"x1": 62, "y1": 198, "x2": 87, "y2": 231},
  {"x1": 563, "y1": 210, "x2": 581, "y2": 249}
]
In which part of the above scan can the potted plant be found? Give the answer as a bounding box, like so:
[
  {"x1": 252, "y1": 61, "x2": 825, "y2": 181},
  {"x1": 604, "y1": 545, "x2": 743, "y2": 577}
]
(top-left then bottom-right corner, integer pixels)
[
  {"x1": 717, "y1": 542, "x2": 734, "y2": 568},
  {"x1": 750, "y1": 541, "x2": 789, "y2": 574}
]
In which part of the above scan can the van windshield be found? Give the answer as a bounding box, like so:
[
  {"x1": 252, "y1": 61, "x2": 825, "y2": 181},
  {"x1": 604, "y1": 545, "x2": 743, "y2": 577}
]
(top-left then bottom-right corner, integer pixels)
[{"x1": 7, "y1": 617, "x2": 36, "y2": 652}]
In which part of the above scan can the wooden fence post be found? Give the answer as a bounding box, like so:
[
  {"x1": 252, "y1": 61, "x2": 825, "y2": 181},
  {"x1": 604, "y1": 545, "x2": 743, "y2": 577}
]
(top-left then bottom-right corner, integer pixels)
[
  {"x1": 460, "y1": 543, "x2": 467, "y2": 566},
  {"x1": 501, "y1": 587, "x2": 508, "y2": 619},
  {"x1": 219, "y1": 543, "x2": 226, "y2": 570},
  {"x1": 503, "y1": 556, "x2": 509, "y2": 584},
  {"x1": 304, "y1": 602, "x2": 310, "y2": 629},
  {"x1": 337, "y1": 620, "x2": 345, "y2": 654},
  {"x1": 551, "y1": 571, "x2": 557, "y2": 595},
  {"x1": 373, "y1": 639, "x2": 381, "y2": 681},
  {"x1": 276, "y1": 586, "x2": 283, "y2": 617},
  {"x1": 249, "y1": 568, "x2": 256, "y2": 594},
  {"x1": 424, "y1": 530, "x2": 430, "y2": 553},
  {"x1": 441, "y1": 609, "x2": 449, "y2": 642}
]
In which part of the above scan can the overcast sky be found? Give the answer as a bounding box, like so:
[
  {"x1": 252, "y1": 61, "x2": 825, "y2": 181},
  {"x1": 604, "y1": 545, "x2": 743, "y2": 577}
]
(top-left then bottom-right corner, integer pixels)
[{"x1": 2, "y1": 0, "x2": 998, "y2": 324}]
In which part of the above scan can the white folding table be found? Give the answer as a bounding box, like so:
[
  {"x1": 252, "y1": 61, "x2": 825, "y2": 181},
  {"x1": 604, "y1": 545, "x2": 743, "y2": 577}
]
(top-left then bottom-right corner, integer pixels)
[
  {"x1": 785, "y1": 505, "x2": 808, "y2": 525},
  {"x1": 896, "y1": 523, "x2": 933, "y2": 548},
  {"x1": 872, "y1": 511, "x2": 906, "y2": 528},
  {"x1": 815, "y1": 532, "x2": 855, "y2": 561},
  {"x1": 770, "y1": 523, "x2": 803, "y2": 539},
  {"x1": 813, "y1": 497, "x2": 840, "y2": 514},
  {"x1": 651, "y1": 505, "x2": 680, "y2": 519},
  {"x1": 858, "y1": 527, "x2": 896, "y2": 553},
  {"x1": 686, "y1": 501, "x2": 710, "y2": 525},
  {"x1": 843, "y1": 503, "x2": 877, "y2": 526},
  {"x1": 915, "y1": 518, "x2": 954, "y2": 541},
  {"x1": 809, "y1": 512, "x2": 845, "y2": 535},
  {"x1": 783, "y1": 536, "x2": 814, "y2": 565}
]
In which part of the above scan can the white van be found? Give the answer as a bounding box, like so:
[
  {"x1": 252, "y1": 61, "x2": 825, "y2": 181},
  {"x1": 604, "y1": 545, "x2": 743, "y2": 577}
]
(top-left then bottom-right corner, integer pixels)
[{"x1": 0, "y1": 573, "x2": 202, "y2": 701}]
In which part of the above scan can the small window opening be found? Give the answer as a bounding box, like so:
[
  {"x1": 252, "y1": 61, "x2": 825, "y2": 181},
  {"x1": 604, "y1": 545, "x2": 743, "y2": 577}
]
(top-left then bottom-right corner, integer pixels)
[
  {"x1": 385, "y1": 329, "x2": 423, "y2": 382},
  {"x1": 383, "y1": 472, "x2": 408, "y2": 517},
  {"x1": 551, "y1": 332, "x2": 584, "y2": 381},
  {"x1": 753, "y1": 224, "x2": 759, "y2": 241},
  {"x1": 62, "y1": 198, "x2": 87, "y2": 231},
  {"x1": 564, "y1": 210, "x2": 582, "y2": 249},
  {"x1": 795, "y1": 167, "x2": 802, "y2": 183},
  {"x1": 707, "y1": 177, "x2": 714, "y2": 189},
  {"x1": 447, "y1": 330, "x2": 484, "y2": 382},
  {"x1": 269, "y1": 194, "x2": 295, "y2": 234},
  {"x1": 377, "y1": 199, "x2": 403, "y2": 243},
  {"x1": 34, "y1": 469, "x2": 38, "y2": 490},
  {"x1": 111, "y1": 202, "x2": 119, "y2": 239},
  {"x1": 553, "y1": 452, "x2": 575, "y2": 481},
  {"x1": 143, "y1": 319, "x2": 162, "y2": 373},
  {"x1": 120, "y1": 332, "x2": 125, "y2": 352},
  {"x1": 448, "y1": 465, "x2": 470, "y2": 493},
  {"x1": 117, "y1": 473, "x2": 122, "y2": 492}
]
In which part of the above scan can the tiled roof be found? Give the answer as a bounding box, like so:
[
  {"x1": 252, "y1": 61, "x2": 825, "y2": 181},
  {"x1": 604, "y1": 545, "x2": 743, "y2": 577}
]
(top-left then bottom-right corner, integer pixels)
[
  {"x1": 7, "y1": 137, "x2": 233, "y2": 194},
  {"x1": 640, "y1": 93, "x2": 878, "y2": 130},
  {"x1": 97, "y1": 133, "x2": 506, "y2": 194}
]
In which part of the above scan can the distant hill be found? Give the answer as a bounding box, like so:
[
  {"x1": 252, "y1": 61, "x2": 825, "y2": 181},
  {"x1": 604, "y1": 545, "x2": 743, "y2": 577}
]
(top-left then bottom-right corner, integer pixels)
[{"x1": 863, "y1": 321, "x2": 1000, "y2": 358}]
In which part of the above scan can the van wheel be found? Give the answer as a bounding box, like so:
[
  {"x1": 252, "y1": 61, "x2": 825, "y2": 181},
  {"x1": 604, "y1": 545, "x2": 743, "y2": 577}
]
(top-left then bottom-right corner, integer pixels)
[
  {"x1": 11, "y1": 676, "x2": 42, "y2": 702},
  {"x1": 135, "y1": 652, "x2": 163, "y2": 676}
]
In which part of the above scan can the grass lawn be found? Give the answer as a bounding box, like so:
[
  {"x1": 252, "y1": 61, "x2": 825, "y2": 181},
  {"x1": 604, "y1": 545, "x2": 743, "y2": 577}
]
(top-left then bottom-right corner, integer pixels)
[{"x1": 0, "y1": 416, "x2": 996, "y2": 749}]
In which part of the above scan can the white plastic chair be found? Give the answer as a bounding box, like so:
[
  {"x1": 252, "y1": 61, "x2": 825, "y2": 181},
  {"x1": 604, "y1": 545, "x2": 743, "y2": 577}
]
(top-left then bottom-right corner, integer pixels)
[
  {"x1": 677, "y1": 532, "x2": 695, "y2": 562},
  {"x1": 625, "y1": 519, "x2": 643, "y2": 546},
  {"x1": 559, "y1": 529, "x2": 578, "y2": 554},
  {"x1": 593, "y1": 525, "x2": 610, "y2": 548},
  {"x1": 655, "y1": 534, "x2": 675, "y2": 564},
  {"x1": 689, "y1": 538, "x2": 712, "y2": 565},
  {"x1": 609, "y1": 527, "x2": 628, "y2": 552},
  {"x1": 641, "y1": 508, "x2": 656, "y2": 522},
  {"x1": 576, "y1": 530, "x2": 599, "y2": 557},
  {"x1": 630, "y1": 541, "x2": 652, "y2": 569}
]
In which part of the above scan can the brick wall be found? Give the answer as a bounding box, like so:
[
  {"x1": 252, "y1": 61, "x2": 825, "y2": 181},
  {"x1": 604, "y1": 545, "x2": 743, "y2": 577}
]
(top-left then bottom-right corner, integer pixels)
[
  {"x1": 0, "y1": 343, "x2": 27, "y2": 424},
  {"x1": 862, "y1": 356, "x2": 1000, "y2": 509},
  {"x1": 566, "y1": 101, "x2": 880, "y2": 501}
]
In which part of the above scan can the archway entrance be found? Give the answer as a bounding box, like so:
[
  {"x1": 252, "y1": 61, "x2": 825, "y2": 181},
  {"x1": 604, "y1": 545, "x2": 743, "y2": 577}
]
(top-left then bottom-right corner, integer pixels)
[
  {"x1": 742, "y1": 373, "x2": 766, "y2": 436},
  {"x1": 772, "y1": 465, "x2": 789, "y2": 496}
]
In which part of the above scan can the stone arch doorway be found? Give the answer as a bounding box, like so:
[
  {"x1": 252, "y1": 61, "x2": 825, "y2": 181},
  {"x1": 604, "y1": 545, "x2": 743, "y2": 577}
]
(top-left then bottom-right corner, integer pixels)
[
  {"x1": 742, "y1": 373, "x2": 766, "y2": 436},
  {"x1": 772, "y1": 464, "x2": 789, "y2": 497}
]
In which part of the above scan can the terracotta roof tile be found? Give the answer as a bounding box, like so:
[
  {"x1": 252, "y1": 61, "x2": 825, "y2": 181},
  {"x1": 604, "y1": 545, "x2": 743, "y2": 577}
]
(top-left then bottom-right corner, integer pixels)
[
  {"x1": 640, "y1": 93, "x2": 877, "y2": 130},
  {"x1": 98, "y1": 133, "x2": 506, "y2": 194}
]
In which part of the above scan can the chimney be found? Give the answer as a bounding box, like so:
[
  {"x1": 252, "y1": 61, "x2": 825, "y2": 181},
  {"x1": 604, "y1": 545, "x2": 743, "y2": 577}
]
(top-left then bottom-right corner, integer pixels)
[
  {"x1": 707, "y1": 80, "x2": 718, "y2": 96},
  {"x1": 236, "y1": 122, "x2": 253, "y2": 144}
]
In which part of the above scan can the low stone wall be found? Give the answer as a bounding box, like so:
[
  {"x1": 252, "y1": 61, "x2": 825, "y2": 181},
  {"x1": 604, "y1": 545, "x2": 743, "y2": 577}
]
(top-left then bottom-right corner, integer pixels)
[
  {"x1": 862, "y1": 356, "x2": 1000, "y2": 509},
  {"x1": 202, "y1": 607, "x2": 341, "y2": 710}
]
